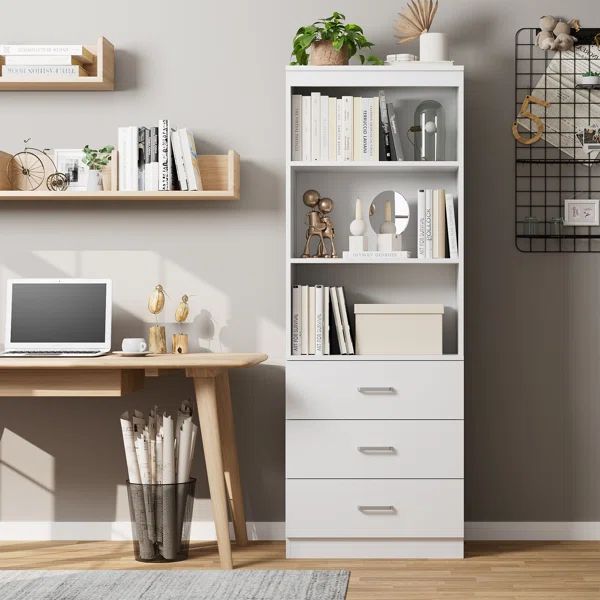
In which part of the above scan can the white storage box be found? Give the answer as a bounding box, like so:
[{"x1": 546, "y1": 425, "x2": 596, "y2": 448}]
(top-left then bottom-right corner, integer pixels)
[{"x1": 354, "y1": 304, "x2": 444, "y2": 355}]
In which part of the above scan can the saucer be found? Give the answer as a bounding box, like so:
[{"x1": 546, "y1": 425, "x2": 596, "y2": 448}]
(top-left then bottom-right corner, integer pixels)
[{"x1": 113, "y1": 350, "x2": 151, "y2": 357}]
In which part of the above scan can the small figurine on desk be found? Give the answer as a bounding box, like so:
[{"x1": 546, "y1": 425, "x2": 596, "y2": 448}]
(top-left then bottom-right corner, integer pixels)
[
  {"x1": 148, "y1": 284, "x2": 167, "y2": 354},
  {"x1": 173, "y1": 294, "x2": 190, "y2": 354},
  {"x1": 301, "y1": 189, "x2": 337, "y2": 258}
]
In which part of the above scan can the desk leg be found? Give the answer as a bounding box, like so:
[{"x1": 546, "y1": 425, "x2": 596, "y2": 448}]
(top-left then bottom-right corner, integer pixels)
[
  {"x1": 193, "y1": 375, "x2": 233, "y2": 570},
  {"x1": 216, "y1": 372, "x2": 248, "y2": 546}
]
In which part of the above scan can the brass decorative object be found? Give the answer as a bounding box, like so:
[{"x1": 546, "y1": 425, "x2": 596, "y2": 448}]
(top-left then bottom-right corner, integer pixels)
[
  {"x1": 7, "y1": 139, "x2": 68, "y2": 191},
  {"x1": 147, "y1": 283, "x2": 167, "y2": 354},
  {"x1": 173, "y1": 294, "x2": 190, "y2": 354},
  {"x1": 301, "y1": 189, "x2": 337, "y2": 258}
]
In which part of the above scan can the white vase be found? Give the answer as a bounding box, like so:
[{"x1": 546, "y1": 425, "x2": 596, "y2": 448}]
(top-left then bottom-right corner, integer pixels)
[
  {"x1": 582, "y1": 75, "x2": 600, "y2": 86},
  {"x1": 87, "y1": 170, "x2": 103, "y2": 192},
  {"x1": 419, "y1": 32, "x2": 448, "y2": 62}
]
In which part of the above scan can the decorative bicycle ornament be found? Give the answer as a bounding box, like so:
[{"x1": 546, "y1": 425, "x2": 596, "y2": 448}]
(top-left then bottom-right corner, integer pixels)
[{"x1": 7, "y1": 139, "x2": 69, "y2": 191}]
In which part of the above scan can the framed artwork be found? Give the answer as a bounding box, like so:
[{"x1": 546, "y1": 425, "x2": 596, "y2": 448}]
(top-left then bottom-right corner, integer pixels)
[
  {"x1": 50, "y1": 149, "x2": 89, "y2": 192},
  {"x1": 564, "y1": 199, "x2": 600, "y2": 226}
]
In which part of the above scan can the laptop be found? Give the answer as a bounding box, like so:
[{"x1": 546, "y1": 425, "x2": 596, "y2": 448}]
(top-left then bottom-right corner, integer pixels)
[{"x1": 1, "y1": 278, "x2": 112, "y2": 357}]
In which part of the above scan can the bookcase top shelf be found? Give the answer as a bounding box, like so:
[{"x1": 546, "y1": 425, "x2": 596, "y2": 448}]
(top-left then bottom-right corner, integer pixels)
[
  {"x1": 289, "y1": 161, "x2": 459, "y2": 172},
  {"x1": 0, "y1": 151, "x2": 240, "y2": 201},
  {"x1": 0, "y1": 37, "x2": 114, "y2": 91}
]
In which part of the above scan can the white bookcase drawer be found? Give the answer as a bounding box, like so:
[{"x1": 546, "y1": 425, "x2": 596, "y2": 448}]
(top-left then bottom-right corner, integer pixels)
[
  {"x1": 286, "y1": 479, "x2": 464, "y2": 538},
  {"x1": 287, "y1": 420, "x2": 463, "y2": 479},
  {"x1": 286, "y1": 360, "x2": 463, "y2": 419}
]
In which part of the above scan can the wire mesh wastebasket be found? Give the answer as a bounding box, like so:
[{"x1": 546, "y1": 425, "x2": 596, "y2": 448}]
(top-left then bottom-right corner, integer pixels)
[{"x1": 127, "y1": 479, "x2": 196, "y2": 562}]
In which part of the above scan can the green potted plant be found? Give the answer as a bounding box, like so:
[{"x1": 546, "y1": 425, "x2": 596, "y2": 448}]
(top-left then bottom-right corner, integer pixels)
[
  {"x1": 291, "y1": 12, "x2": 383, "y2": 66},
  {"x1": 82, "y1": 144, "x2": 114, "y2": 191},
  {"x1": 581, "y1": 71, "x2": 600, "y2": 86}
]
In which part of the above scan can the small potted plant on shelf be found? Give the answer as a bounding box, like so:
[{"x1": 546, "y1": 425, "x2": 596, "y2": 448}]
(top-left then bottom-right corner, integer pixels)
[
  {"x1": 581, "y1": 71, "x2": 600, "y2": 86},
  {"x1": 82, "y1": 144, "x2": 114, "y2": 191},
  {"x1": 291, "y1": 12, "x2": 383, "y2": 66}
]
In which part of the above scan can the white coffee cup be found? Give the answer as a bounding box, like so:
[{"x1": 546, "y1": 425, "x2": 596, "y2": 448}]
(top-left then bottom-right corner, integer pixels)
[{"x1": 122, "y1": 338, "x2": 147, "y2": 353}]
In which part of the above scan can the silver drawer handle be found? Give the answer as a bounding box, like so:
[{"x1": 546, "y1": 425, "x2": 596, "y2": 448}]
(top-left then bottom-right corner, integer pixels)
[
  {"x1": 358, "y1": 386, "x2": 396, "y2": 394},
  {"x1": 358, "y1": 505, "x2": 396, "y2": 513},
  {"x1": 357, "y1": 446, "x2": 396, "y2": 453}
]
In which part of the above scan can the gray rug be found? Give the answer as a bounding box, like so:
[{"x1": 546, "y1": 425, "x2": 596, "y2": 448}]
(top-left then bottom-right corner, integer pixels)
[{"x1": 0, "y1": 570, "x2": 349, "y2": 600}]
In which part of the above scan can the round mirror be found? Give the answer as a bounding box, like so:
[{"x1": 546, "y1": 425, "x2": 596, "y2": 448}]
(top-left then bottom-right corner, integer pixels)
[{"x1": 369, "y1": 191, "x2": 410, "y2": 235}]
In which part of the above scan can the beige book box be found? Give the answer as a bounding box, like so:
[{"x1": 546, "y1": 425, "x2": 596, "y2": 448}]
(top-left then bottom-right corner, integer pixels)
[{"x1": 354, "y1": 304, "x2": 444, "y2": 355}]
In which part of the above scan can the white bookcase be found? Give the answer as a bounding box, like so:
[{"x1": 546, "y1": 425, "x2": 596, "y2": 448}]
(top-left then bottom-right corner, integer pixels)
[{"x1": 285, "y1": 65, "x2": 464, "y2": 559}]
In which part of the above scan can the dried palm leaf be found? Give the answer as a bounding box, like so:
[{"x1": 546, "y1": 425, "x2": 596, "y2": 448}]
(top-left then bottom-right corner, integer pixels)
[{"x1": 394, "y1": 0, "x2": 439, "y2": 44}]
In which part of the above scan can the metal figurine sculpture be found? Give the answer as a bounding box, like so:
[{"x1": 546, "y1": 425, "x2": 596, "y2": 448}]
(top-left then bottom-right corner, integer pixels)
[
  {"x1": 147, "y1": 284, "x2": 167, "y2": 353},
  {"x1": 173, "y1": 294, "x2": 190, "y2": 354},
  {"x1": 301, "y1": 189, "x2": 336, "y2": 258}
]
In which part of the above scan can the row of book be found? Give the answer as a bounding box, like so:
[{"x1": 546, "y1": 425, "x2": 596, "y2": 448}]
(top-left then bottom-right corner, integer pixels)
[
  {"x1": 0, "y1": 43, "x2": 93, "y2": 79},
  {"x1": 418, "y1": 189, "x2": 458, "y2": 259},
  {"x1": 291, "y1": 91, "x2": 403, "y2": 162},
  {"x1": 117, "y1": 122, "x2": 203, "y2": 192},
  {"x1": 291, "y1": 285, "x2": 355, "y2": 356}
]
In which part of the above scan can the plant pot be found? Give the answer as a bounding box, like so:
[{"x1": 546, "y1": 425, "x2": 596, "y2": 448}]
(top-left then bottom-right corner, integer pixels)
[
  {"x1": 87, "y1": 170, "x2": 103, "y2": 192},
  {"x1": 309, "y1": 40, "x2": 349, "y2": 66},
  {"x1": 419, "y1": 32, "x2": 448, "y2": 62},
  {"x1": 581, "y1": 75, "x2": 600, "y2": 86}
]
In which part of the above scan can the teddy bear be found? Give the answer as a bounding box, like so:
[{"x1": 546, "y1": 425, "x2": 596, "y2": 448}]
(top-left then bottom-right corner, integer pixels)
[{"x1": 536, "y1": 15, "x2": 578, "y2": 52}]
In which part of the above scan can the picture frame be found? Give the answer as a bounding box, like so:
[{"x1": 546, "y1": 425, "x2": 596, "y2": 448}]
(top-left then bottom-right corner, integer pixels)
[
  {"x1": 50, "y1": 149, "x2": 89, "y2": 192},
  {"x1": 564, "y1": 199, "x2": 600, "y2": 226}
]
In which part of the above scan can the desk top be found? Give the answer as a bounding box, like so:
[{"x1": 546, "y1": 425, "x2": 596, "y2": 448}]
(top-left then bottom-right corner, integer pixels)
[{"x1": 0, "y1": 352, "x2": 268, "y2": 370}]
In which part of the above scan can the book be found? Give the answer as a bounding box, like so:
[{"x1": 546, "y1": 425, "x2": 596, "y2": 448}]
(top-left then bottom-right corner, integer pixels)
[
  {"x1": 379, "y1": 91, "x2": 392, "y2": 161},
  {"x1": 315, "y1": 285, "x2": 324, "y2": 355},
  {"x1": 1, "y1": 65, "x2": 86, "y2": 78},
  {"x1": 138, "y1": 127, "x2": 148, "y2": 191},
  {"x1": 117, "y1": 127, "x2": 128, "y2": 191},
  {"x1": 369, "y1": 97, "x2": 379, "y2": 161},
  {"x1": 310, "y1": 92, "x2": 320, "y2": 162},
  {"x1": 158, "y1": 119, "x2": 173, "y2": 191},
  {"x1": 4, "y1": 55, "x2": 84, "y2": 66},
  {"x1": 179, "y1": 128, "x2": 203, "y2": 191},
  {"x1": 353, "y1": 97, "x2": 362, "y2": 160},
  {"x1": 342, "y1": 250, "x2": 412, "y2": 260},
  {"x1": 308, "y1": 286, "x2": 316, "y2": 354},
  {"x1": 291, "y1": 285, "x2": 301, "y2": 355},
  {"x1": 417, "y1": 189, "x2": 426, "y2": 259},
  {"x1": 300, "y1": 285, "x2": 309, "y2": 355},
  {"x1": 149, "y1": 127, "x2": 159, "y2": 191},
  {"x1": 301, "y1": 96, "x2": 311, "y2": 162},
  {"x1": 425, "y1": 189, "x2": 433, "y2": 258},
  {"x1": 171, "y1": 129, "x2": 188, "y2": 191},
  {"x1": 335, "y1": 99, "x2": 343, "y2": 161},
  {"x1": 445, "y1": 193, "x2": 459, "y2": 259},
  {"x1": 0, "y1": 44, "x2": 93, "y2": 63},
  {"x1": 433, "y1": 189, "x2": 446, "y2": 259},
  {"x1": 328, "y1": 98, "x2": 336, "y2": 161},
  {"x1": 130, "y1": 127, "x2": 140, "y2": 191},
  {"x1": 323, "y1": 286, "x2": 330, "y2": 355},
  {"x1": 329, "y1": 286, "x2": 347, "y2": 354},
  {"x1": 320, "y1": 95, "x2": 329, "y2": 161},
  {"x1": 342, "y1": 96, "x2": 353, "y2": 161},
  {"x1": 291, "y1": 95, "x2": 302, "y2": 161},
  {"x1": 143, "y1": 128, "x2": 152, "y2": 191},
  {"x1": 387, "y1": 102, "x2": 404, "y2": 161},
  {"x1": 337, "y1": 287, "x2": 354, "y2": 355}
]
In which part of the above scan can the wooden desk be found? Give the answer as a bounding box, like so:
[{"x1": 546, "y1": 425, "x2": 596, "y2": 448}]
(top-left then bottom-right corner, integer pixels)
[{"x1": 0, "y1": 352, "x2": 267, "y2": 569}]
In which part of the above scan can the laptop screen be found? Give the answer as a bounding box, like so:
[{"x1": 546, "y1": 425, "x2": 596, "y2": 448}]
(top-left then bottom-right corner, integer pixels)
[{"x1": 10, "y1": 283, "x2": 107, "y2": 344}]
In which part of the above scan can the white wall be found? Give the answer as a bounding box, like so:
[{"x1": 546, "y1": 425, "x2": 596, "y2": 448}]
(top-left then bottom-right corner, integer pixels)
[{"x1": 1, "y1": 0, "x2": 600, "y2": 527}]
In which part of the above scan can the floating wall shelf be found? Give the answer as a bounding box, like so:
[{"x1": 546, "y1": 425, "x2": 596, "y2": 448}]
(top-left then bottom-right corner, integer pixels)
[
  {"x1": 0, "y1": 37, "x2": 115, "y2": 91},
  {"x1": 0, "y1": 151, "x2": 240, "y2": 201}
]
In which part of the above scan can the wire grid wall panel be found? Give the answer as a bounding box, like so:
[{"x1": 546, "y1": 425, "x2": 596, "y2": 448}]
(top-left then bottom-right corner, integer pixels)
[{"x1": 515, "y1": 27, "x2": 600, "y2": 252}]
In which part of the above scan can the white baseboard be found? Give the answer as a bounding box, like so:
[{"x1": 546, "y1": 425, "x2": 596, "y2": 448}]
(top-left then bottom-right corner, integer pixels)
[
  {"x1": 465, "y1": 521, "x2": 600, "y2": 541},
  {"x1": 2, "y1": 521, "x2": 600, "y2": 542},
  {"x1": 0, "y1": 521, "x2": 285, "y2": 542}
]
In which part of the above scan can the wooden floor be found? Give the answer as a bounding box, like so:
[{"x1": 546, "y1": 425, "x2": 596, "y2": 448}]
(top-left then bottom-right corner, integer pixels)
[{"x1": 1, "y1": 540, "x2": 600, "y2": 599}]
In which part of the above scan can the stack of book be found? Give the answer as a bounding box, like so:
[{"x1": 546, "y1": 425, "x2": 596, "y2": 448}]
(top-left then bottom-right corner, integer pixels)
[
  {"x1": 291, "y1": 90, "x2": 404, "y2": 162},
  {"x1": 117, "y1": 121, "x2": 203, "y2": 192},
  {"x1": 0, "y1": 44, "x2": 93, "y2": 79},
  {"x1": 417, "y1": 189, "x2": 458, "y2": 259},
  {"x1": 291, "y1": 285, "x2": 355, "y2": 356}
]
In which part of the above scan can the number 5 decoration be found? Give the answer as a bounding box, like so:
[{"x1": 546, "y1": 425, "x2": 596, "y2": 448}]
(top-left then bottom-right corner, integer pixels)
[{"x1": 512, "y1": 95, "x2": 551, "y2": 145}]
